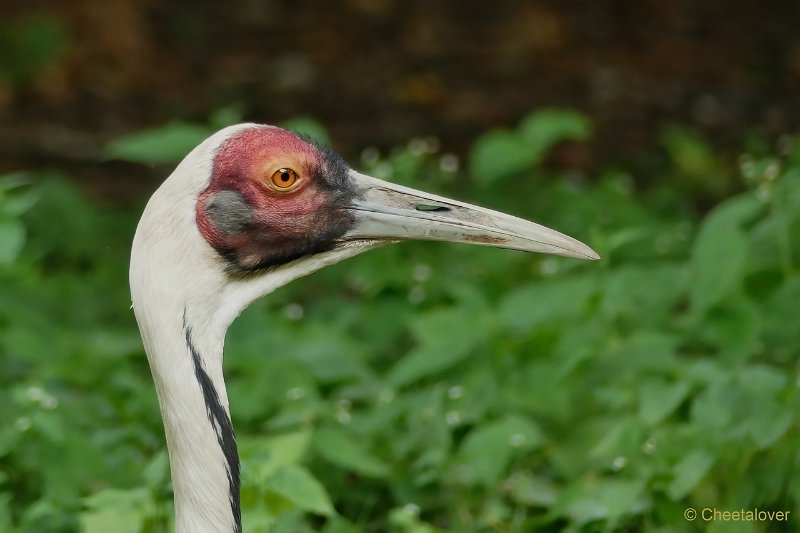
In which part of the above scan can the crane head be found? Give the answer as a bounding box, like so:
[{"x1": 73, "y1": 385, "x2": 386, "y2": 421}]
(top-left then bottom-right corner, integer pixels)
[{"x1": 194, "y1": 125, "x2": 598, "y2": 273}]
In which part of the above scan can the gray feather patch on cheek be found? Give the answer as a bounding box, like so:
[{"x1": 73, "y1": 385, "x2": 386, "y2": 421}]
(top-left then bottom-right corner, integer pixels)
[{"x1": 205, "y1": 190, "x2": 253, "y2": 235}]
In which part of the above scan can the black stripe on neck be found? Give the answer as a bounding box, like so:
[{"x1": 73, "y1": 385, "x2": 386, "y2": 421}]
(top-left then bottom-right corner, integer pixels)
[{"x1": 183, "y1": 310, "x2": 242, "y2": 533}]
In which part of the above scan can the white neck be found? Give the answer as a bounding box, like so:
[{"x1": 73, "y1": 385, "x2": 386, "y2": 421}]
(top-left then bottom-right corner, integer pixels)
[
  {"x1": 140, "y1": 299, "x2": 239, "y2": 533},
  {"x1": 130, "y1": 125, "x2": 380, "y2": 532},
  {"x1": 130, "y1": 143, "x2": 241, "y2": 531}
]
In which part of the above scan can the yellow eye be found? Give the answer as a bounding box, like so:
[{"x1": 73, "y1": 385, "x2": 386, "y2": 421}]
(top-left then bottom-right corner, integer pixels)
[{"x1": 270, "y1": 168, "x2": 299, "y2": 190}]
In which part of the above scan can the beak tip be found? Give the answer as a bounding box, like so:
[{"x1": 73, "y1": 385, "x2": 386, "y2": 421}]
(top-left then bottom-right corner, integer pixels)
[
  {"x1": 586, "y1": 249, "x2": 601, "y2": 261},
  {"x1": 575, "y1": 244, "x2": 601, "y2": 261},
  {"x1": 558, "y1": 238, "x2": 600, "y2": 261}
]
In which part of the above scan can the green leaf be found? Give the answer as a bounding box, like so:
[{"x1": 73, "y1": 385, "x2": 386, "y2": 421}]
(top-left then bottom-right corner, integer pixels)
[
  {"x1": 81, "y1": 509, "x2": 144, "y2": 533},
  {"x1": 638, "y1": 379, "x2": 691, "y2": 425},
  {"x1": 702, "y1": 296, "x2": 760, "y2": 362},
  {"x1": 589, "y1": 418, "x2": 643, "y2": 465},
  {"x1": 31, "y1": 411, "x2": 64, "y2": 443},
  {"x1": 506, "y1": 472, "x2": 558, "y2": 507},
  {"x1": 106, "y1": 122, "x2": 213, "y2": 164},
  {"x1": 560, "y1": 479, "x2": 644, "y2": 524},
  {"x1": 662, "y1": 126, "x2": 717, "y2": 176},
  {"x1": 267, "y1": 465, "x2": 335, "y2": 517},
  {"x1": 81, "y1": 488, "x2": 152, "y2": 533},
  {"x1": 455, "y1": 414, "x2": 545, "y2": 486},
  {"x1": 762, "y1": 276, "x2": 800, "y2": 351},
  {"x1": 614, "y1": 331, "x2": 678, "y2": 373},
  {"x1": 240, "y1": 430, "x2": 312, "y2": 480},
  {"x1": 387, "y1": 347, "x2": 464, "y2": 389},
  {"x1": 0, "y1": 175, "x2": 39, "y2": 217},
  {"x1": 0, "y1": 217, "x2": 25, "y2": 264},
  {"x1": 499, "y1": 275, "x2": 595, "y2": 333},
  {"x1": 690, "y1": 199, "x2": 752, "y2": 313},
  {"x1": 748, "y1": 406, "x2": 793, "y2": 449},
  {"x1": 517, "y1": 108, "x2": 592, "y2": 158},
  {"x1": 705, "y1": 193, "x2": 762, "y2": 226},
  {"x1": 668, "y1": 449, "x2": 715, "y2": 499},
  {"x1": 469, "y1": 130, "x2": 536, "y2": 186},
  {"x1": 690, "y1": 381, "x2": 734, "y2": 434},
  {"x1": 142, "y1": 450, "x2": 169, "y2": 487},
  {"x1": 288, "y1": 324, "x2": 370, "y2": 382},
  {"x1": 387, "y1": 306, "x2": 492, "y2": 387},
  {"x1": 737, "y1": 365, "x2": 787, "y2": 397},
  {"x1": 313, "y1": 426, "x2": 390, "y2": 478},
  {"x1": 601, "y1": 264, "x2": 686, "y2": 325}
]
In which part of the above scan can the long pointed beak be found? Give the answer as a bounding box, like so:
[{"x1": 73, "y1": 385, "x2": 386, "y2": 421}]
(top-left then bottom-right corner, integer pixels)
[{"x1": 340, "y1": 171, "x2": 600, "y2": 261}]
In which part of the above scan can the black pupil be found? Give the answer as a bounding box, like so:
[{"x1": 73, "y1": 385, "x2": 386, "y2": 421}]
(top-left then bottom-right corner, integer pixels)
[{"x1": 281, "y1": 172, "x2": 291, "y2": 182}]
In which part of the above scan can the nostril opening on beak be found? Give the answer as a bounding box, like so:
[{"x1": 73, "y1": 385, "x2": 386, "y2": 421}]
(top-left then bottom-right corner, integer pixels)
[{"x1": 415, "y1": 204, "x2": 451, "y2": 212}]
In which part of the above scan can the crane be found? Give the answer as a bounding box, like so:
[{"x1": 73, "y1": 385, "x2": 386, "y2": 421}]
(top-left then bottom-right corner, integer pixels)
[{"x1": 129, "y1": 123, "x2": 599, "y2": 533}]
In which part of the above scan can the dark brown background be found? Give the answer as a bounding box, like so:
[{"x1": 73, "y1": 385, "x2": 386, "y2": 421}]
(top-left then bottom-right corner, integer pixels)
[{"x1": 3, "y1": 0, "x2": 799, "y2": 201}]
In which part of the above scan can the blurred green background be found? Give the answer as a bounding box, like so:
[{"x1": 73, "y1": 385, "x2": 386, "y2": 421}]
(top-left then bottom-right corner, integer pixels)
[{"x1": 2, "y1": 2, "x2": 800, "y2": 532}]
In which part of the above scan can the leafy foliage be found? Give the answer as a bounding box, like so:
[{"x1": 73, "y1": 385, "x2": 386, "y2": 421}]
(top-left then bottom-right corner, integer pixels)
[
  {"x1": 469, "y1": 109, "x2": 591, "y2": 186},
  {"x1": 2, "y1": 112, "x2": 799, "y2": 532}
]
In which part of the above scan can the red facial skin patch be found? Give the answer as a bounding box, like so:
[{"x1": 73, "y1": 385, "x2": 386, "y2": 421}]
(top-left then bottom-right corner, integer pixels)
[{"x1": 196, "y1": 126, "x2": 355, "y2": 270}]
